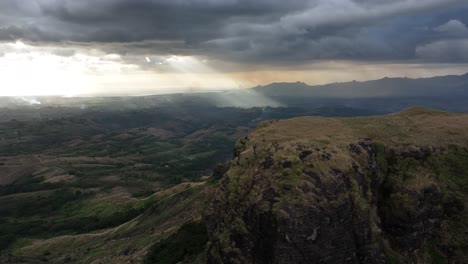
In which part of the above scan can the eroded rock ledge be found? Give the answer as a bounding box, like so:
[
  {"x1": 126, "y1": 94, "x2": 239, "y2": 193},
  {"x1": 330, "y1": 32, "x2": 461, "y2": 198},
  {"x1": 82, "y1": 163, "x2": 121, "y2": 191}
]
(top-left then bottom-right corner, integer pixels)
[{"x1": 206, "y1": 109, "x2": 467, "y2": 264}]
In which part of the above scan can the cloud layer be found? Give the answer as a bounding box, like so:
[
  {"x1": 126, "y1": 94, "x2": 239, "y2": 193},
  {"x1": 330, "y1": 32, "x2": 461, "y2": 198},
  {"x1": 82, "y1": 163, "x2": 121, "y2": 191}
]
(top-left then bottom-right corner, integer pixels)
[{"x1": 1, "y1": 0, "x2": 468, "y2": 66}]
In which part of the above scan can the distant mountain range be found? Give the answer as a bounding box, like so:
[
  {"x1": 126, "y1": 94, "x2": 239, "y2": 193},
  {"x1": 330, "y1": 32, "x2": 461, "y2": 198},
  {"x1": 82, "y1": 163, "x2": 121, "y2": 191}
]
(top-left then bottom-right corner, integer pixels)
[
  {"x1": 214, "y1": 73, "x2": 468, "y2": 112},
  {"x1": 251, "y1": 73, "x2": 468, "y2": 98}
]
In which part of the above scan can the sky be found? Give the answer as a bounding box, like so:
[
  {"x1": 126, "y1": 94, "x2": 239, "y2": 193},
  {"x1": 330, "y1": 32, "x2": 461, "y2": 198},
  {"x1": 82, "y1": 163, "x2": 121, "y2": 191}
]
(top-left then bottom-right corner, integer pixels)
[{"x1": 0, "y1": 0, "x2": 468, "y2": 96}]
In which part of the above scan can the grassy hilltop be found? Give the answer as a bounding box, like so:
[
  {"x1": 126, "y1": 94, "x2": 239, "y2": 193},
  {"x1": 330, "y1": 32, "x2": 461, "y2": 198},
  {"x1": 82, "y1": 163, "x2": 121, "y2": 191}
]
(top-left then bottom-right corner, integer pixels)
[{"x1": 208, "y1": 107, "x2": 468, "y2": 264}]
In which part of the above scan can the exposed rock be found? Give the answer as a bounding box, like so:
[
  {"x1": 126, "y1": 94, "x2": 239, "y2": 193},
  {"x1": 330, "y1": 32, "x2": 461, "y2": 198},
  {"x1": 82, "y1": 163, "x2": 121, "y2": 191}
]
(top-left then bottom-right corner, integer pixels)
[
  {"x1": 261, "y1": 155, "x2": 274, "y2": 169},
  {"x1": 211, "y1": 163, "x2": 229, "y2": 181},
  {"x1": 206, "y1": 111, "x2": 468, "y2": 264}
]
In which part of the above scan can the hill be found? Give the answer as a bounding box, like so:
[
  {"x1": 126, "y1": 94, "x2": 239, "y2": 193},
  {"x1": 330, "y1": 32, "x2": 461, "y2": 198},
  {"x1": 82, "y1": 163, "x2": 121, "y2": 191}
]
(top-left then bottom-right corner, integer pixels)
[{"x1": 207, "y1": 107, "x2": 468, "y2": 263}]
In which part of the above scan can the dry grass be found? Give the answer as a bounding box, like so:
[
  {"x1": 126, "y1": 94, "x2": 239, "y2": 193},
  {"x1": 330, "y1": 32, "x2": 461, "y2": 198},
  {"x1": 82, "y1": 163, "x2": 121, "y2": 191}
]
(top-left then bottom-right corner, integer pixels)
[
  {"x1": 404, "y1": 172, "x2": 438, "y2": 192},
  {"x1": 43, "y1": 174, "x2": 76, "y2": 183},
  {"x1": 0, "y1": 156, "x2": 41, "y2": 185},
  {"x1": 251, "y1": 107, "x2": 468, "y2": 149},
  {"x1": 224, "y1": 107, "x2": 468, "y2": 213}
]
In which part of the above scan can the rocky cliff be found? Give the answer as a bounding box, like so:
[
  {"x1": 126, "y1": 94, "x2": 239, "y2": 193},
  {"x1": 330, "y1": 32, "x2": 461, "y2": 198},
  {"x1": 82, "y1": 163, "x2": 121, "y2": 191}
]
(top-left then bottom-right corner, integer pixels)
[{"x1": 206, "y1": 108, "x2": 467, "y2": 264}]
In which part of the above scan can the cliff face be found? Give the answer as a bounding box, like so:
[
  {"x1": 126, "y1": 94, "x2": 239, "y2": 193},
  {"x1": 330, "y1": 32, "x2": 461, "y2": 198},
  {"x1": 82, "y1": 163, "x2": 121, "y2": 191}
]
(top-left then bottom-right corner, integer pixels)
[{"x1": 206, "y1": 108, "x2": 468, "y2": 264}]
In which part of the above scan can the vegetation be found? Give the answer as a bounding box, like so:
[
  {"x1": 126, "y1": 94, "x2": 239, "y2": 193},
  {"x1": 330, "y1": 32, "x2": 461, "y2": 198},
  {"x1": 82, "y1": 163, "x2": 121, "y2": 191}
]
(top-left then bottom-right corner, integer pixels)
[
  {"x1": 210, "y1": 108, "x2": 468, "y2": 263},
  {"x1": 0, "y1": 105, "x2": 254, "y2": 256},
  {"x1": 0, "y1": 189, "x2": 157, "y2": 252},
  {"x1": 144, "y1": 221, "x2": 208, "y2": 264},
  {"x1": 1, "y1": 105, "x2": 468, "y2": 262}
]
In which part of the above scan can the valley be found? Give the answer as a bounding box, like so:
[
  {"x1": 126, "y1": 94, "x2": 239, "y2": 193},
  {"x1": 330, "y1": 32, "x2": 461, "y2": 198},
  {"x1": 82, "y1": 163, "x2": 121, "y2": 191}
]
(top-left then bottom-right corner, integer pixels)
[{"x1": 0, "y1": 75, "x2": 467, "y2": 263}]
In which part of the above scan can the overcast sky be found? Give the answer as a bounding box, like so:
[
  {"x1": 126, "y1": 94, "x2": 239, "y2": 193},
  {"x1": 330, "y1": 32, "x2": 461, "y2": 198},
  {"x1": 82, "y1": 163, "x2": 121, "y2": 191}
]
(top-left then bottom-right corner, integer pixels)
[{"x1": 1, "y1": 0, "x2": 468, "y2": 95}]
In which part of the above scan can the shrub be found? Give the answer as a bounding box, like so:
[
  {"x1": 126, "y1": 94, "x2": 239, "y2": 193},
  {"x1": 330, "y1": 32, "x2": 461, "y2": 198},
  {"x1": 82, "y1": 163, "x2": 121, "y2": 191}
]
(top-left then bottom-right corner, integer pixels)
[{"x1": 144, "y1": 221, "x2": 208, "y2": 264}]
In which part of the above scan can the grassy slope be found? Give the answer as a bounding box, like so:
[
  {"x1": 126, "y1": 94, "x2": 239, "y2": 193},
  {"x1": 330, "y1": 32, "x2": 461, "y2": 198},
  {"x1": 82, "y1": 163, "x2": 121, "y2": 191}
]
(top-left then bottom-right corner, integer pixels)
[
  {"x1": 10, "y1": 182, "x2": 215, "y2": 263},
  {"x1": 227, "y1": 107, "x2": 468, "y2": 203},
  {"x1": 251, "y1": 107, "x2": 468, "y2": 147}
]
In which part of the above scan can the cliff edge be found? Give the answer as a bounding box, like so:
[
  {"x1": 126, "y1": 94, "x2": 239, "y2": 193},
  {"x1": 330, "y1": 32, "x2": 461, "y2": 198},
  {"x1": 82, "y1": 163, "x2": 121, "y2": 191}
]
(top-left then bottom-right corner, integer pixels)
[{"x1": 206, "y1": 108, "x2": 467, "y2": 264}]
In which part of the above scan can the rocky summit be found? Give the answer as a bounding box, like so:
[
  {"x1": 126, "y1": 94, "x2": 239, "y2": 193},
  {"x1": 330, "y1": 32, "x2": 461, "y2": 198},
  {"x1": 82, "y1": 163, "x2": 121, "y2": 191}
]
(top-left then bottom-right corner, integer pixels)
[{"x1": 206, "y1": 107, "x2": 467, "y2": 264}]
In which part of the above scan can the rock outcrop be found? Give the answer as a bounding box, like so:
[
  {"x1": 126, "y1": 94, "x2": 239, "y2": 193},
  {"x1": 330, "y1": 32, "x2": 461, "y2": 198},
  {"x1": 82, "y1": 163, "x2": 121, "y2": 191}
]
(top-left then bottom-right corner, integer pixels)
[{"x1": 206, "y1": 108, "x2": 467, "y2": 264}]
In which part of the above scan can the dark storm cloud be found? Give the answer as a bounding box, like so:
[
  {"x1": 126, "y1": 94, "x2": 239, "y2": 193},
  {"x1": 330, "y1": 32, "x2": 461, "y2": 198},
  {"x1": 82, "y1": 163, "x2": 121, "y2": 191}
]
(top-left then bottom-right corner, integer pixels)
[
  {"x1": 0, "y1": 0, "x2": 468, "y2": 64},
  {"x1": 416, "y1": 39, "x2": 468, "y2": 62}
]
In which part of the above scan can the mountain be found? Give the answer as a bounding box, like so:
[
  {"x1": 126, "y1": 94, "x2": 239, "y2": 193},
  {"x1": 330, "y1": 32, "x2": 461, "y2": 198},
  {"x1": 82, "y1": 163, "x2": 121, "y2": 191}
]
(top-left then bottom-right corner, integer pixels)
[
  {"x1": 155, "y1": 73, "x2": 468, "y2": 113},
  {"x1": 252, "y1": 73, "x2": 468, "y2": 98},
  {"x1": 217, "y1": 73, "x2": 468, "y2": 113},
  {"x1": 206, "y1": 107, "x2": 467, "y2": 263}
]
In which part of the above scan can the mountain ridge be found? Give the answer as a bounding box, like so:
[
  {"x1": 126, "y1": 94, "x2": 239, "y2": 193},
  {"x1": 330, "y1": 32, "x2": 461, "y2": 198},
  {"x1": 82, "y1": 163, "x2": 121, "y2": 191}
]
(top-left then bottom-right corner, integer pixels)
[
  {"x1": 251, "y1": 73, "x2": 468, "y2": 99},
  {"x1": 206, "y1": 107, "x2": 468, "y2": 263},
  {"x1": 253, "y1": 73, "x2": 468, "y2": 90}
]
